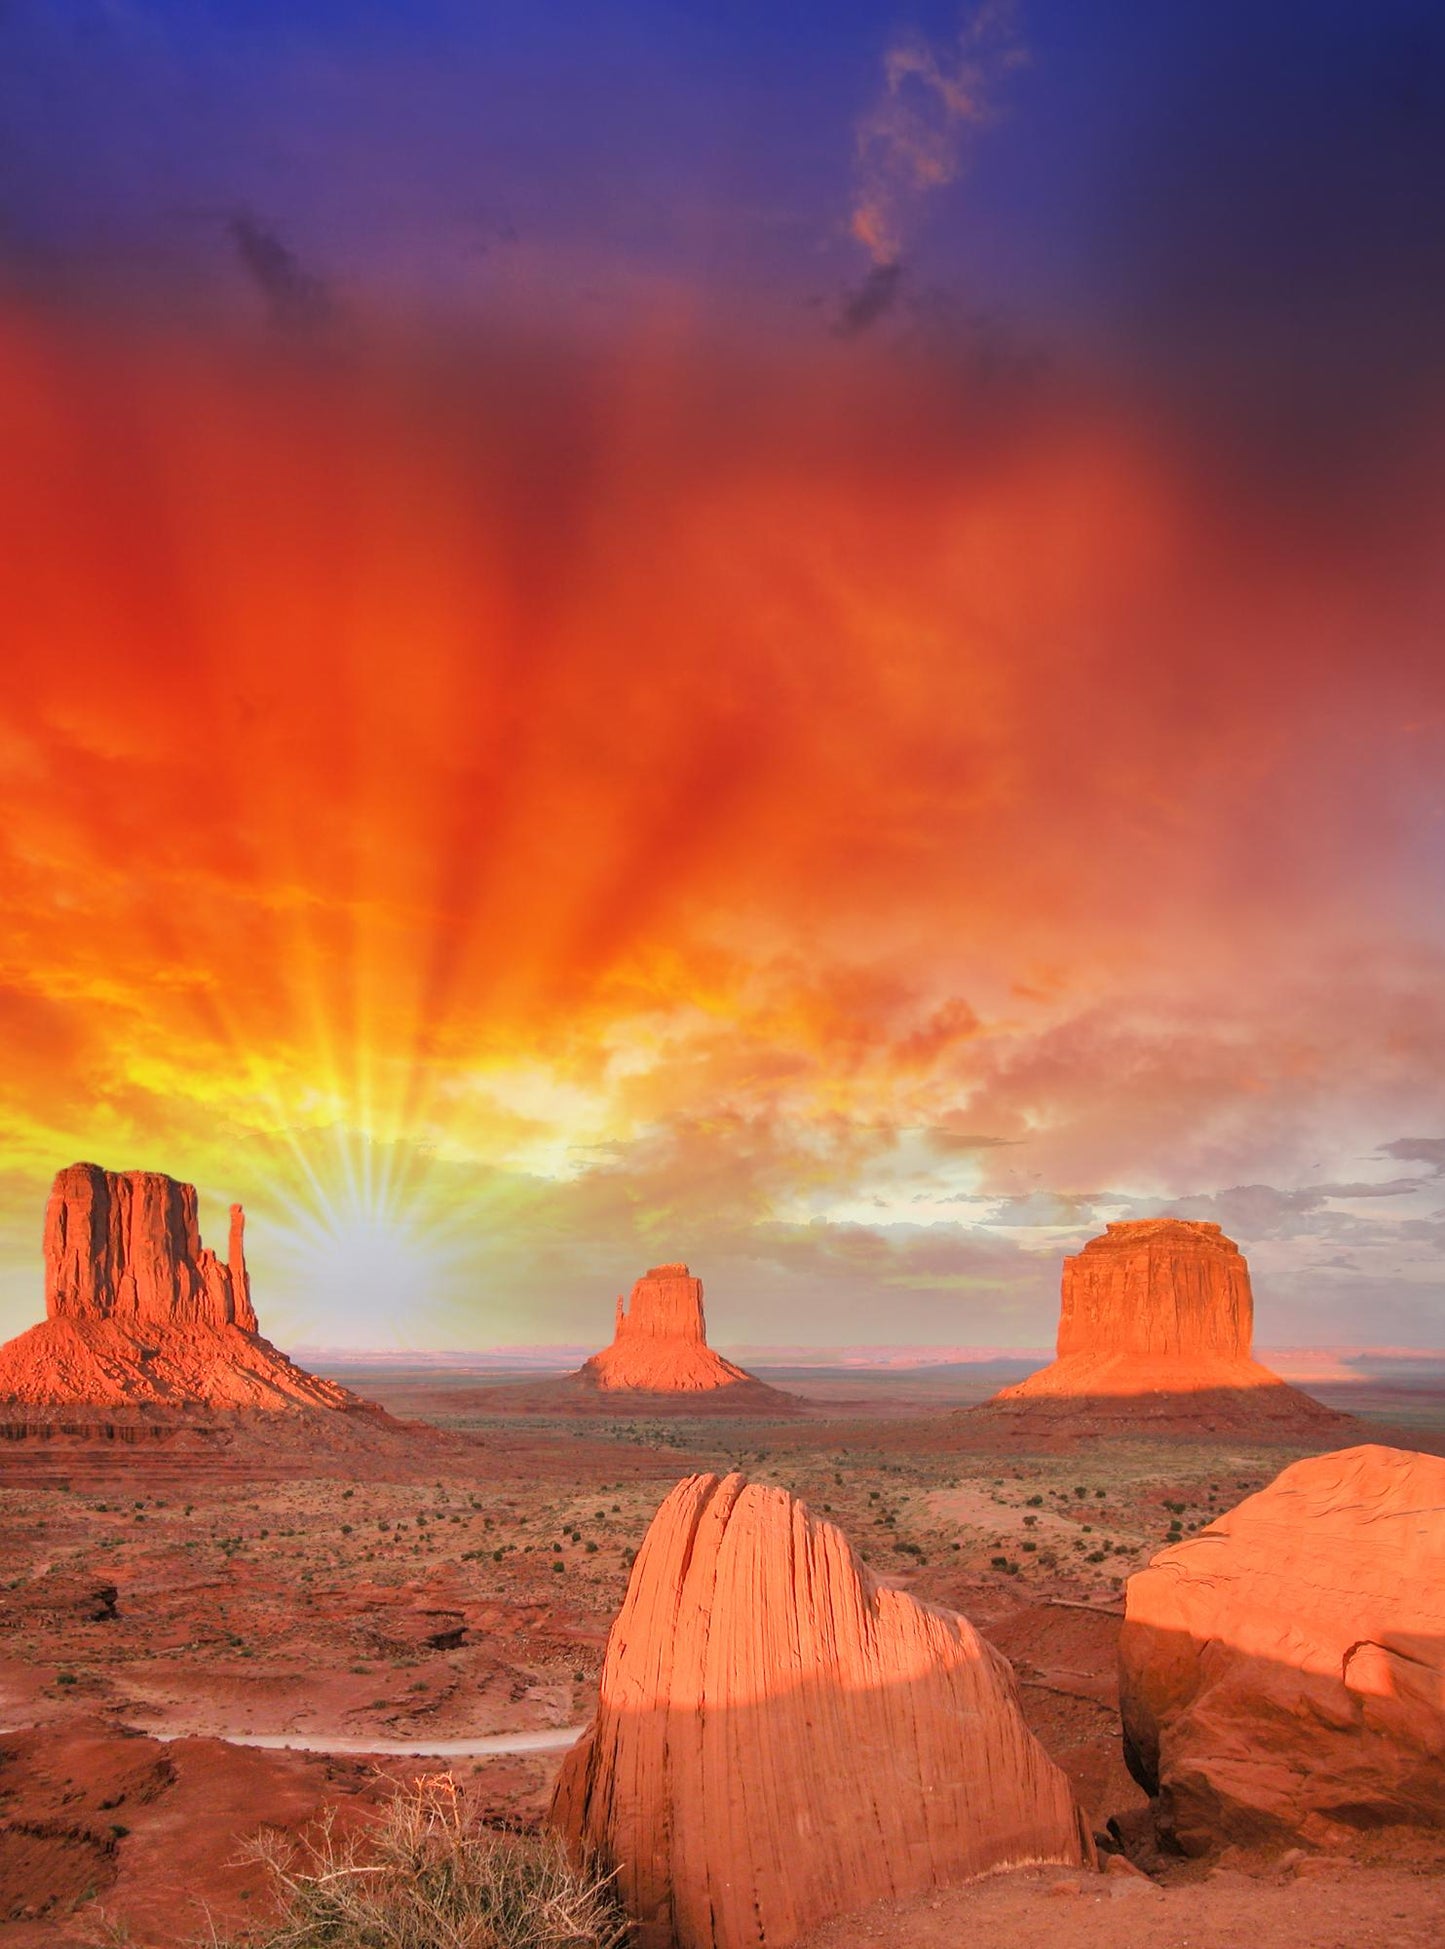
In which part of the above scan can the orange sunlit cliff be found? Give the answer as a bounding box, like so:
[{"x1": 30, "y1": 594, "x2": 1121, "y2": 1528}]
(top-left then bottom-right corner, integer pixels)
[
  {"x1": 979, "y1": 1220, "x2": 1357, "y2": 1435},
  {"x1": 0, "y1": 1163, "x2": 362, "y2": 1410}
]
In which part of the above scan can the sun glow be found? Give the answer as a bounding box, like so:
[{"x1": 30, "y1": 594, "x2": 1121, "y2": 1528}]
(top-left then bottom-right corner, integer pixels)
[{"x1": 270, "y1": 1193, "x2": 457, "y2": 1347}]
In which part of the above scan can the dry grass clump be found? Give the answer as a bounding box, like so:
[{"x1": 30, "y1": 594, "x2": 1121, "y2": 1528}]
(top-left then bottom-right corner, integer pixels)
[{"x1": 207, "y1": 1774, "x2": 627, "y2": 1949}]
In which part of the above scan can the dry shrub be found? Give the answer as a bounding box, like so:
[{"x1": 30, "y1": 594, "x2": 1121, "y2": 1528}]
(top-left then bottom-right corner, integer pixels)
[{"x1": 207, "y1": 1774, "x2": 627, "y2": 1949}]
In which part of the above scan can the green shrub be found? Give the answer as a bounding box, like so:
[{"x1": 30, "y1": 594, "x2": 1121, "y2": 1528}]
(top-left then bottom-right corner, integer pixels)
[{"x1": 207, "y1": 1776, "x2": 626, "y2": 1949}]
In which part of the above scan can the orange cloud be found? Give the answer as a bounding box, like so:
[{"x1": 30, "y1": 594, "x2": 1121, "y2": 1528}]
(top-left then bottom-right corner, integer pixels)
[{"x1": 0, "y1": 303, "x2": 1441, "y2": 1345}]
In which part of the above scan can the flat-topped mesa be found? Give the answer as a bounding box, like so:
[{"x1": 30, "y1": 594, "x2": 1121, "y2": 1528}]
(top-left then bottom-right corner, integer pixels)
[
  {"x1": 551, "y1": 1473, "x2": 1092, "y2": 1949},
  {"x1": 581, "y1": 1263, "x2": 762, "y2": 1395},
  {"x1": 977, "y1": 1218, "x2": 1355, "y2": 1434},
  {"x1": 0, "y1": 1162, "x2": 366, "y2": 1413},
  {"x1": 44, "y1": 1163, "x2": 256, "y2": 1332},
  {"x1": 1057, "y1": 1219, "x2": 1253, "y2": 1361}
]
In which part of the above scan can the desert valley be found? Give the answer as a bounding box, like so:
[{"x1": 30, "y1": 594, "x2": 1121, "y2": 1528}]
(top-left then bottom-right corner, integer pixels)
[
  {"x1": 1, "y1": 1165, "x2": 1441, "y2": 1948},
  {"x1": 5, "y1": 9, "x2": 1444, "y2": 1944}
]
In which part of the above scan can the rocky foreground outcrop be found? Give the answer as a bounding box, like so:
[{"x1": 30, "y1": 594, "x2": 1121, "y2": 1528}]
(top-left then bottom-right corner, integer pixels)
[
  {"x1": 1119, "y1": 1444, "x2": 1445, "y2": 1853},
  {"x1": 0, "y1": 1163, "x2": 362, "y2": 1411},
  {"x1": 977, "y1": 1219, "x2": 1353, "y2": 1436},
  {"x1": 551, "y1": 1472, "x2": 1093, "y2": 1949}
]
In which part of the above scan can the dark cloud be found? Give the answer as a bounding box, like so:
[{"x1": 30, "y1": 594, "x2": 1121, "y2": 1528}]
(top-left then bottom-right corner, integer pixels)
[
  {"x1": 893, "y1": 291, "x2": 1048, "y2": 387},
  {"x1": 227, "y1": 213, "x2": 332, "y2": 333},
  {"x1": 1313, "y1": 1178, "x2": 1433, "y2": 1199},
  {"x1": 980, "y1": 1191, "x2": 1108, "y2": 1229},
  {"x1": 1380, "y1": 1137, "x2": 1445, "y2": 1175},
  {"x1": 462, "y1": 207, "x2": 520, "y2": 256},
  {"x1": 1112, "y1": 1178, "x2": 1435, "y2": 1240},
  {"x1": 922, "y1": 1127, "x2": 1018, "y2": 1155},
  {"x1": 835, "y1": 259, "x2": 904, "y2": 337}
]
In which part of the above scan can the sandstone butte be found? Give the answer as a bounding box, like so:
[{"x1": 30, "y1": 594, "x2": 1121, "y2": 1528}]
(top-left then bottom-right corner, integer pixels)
[
  {"x1": 477, "y1": 1264, "x2": 800, "y2": 1414},
  {"x1": 978, "y1": 1218, "x2": 1354, "y2": 1435},
  {"x1": 0, "y1": 1162, "x2": 361, "y2": 1411},
  {"x1": 581, "y1": 1264, "x2": 773, "y2": 1395},
  {"x1": 1119, "y1": 1443, "x2": 1445, "y2": 1854},
  {"x1": 551, "y1": 1472, "x2": 1094, "y2": 1949}
]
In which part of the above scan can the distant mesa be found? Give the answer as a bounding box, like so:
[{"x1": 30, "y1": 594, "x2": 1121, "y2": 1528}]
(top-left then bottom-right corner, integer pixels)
[
  {"x1": 0, "y1": 1162, "x2": 366, "y2": 1412},
  {"x1": 1120, "y1": 1443, "x2": 1445, "y2": 1852},
  {"x1": 975, "y1": 1218, "x2": 1356, "y2": 1436},
  {"x1": 551, "y1": 1471, "x2": 1093, "y2": 1949},
  {"x1": 475, "y1": 1264, "x2": 801, "y2": 1416},
  {"x1": 582, "y1": 1263, "x2": 764, "y2": 1394}
]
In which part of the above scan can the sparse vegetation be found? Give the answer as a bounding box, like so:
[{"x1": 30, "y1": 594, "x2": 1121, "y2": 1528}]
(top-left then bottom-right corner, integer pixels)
[{"x1": 205, "y1": 1776, "x2": 627, "y2": 1949}]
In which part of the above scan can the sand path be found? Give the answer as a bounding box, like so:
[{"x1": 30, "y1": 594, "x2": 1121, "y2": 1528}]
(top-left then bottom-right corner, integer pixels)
[
  {"x1": 0, "y1": 1720, "x2": 586, "y2": 1758},
  {"x1": 151, "y1": 1725, "x2": 587, "y2": 1756}
]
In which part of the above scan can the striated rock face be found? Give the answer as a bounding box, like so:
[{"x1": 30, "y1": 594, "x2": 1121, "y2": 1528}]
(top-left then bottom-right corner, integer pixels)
[
  {"x1": 611, "y1": 1262, "x2": 707, "y2": 1344},
  {"x1": 1119, "y1": 1445, "x2": 1445, "y2": 1852},
  {"x1": 0, "y1": 1163, "x2": 363, "y2": 1412},
  {"x1": 978, "y1": 1219, "x2": 1352, "y2": 1436},
  {"x1": 44, "y1": 1163, "x2": 257, "y2": 1332},
  {"x1": 1057, "y1": 1220, "x2": 1252, "y2": 1360},
  {"x1": 551, "y1": 1473, "x2": 1093, "y2": 1949}
]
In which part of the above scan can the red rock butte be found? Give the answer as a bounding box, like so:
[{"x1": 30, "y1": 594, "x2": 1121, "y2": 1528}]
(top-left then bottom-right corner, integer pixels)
[
  {"x1": 472, "y1": 1264, "x2": 800, "y2": 1414},
  {"x1": 1119, "y1": 1444, "x2": 1445, "y2": 1852},
  {"x1": 551, "y1": 1472, "x2": 1093, "y2": 1949},
  {"x1": 582, "y1": 1263, "x2": 762, "y2": 1394},
  {"x1": 978, "y1": 1218, "x2": 1354, "y2": 1435},
  {"x1": 0, "y1": 1163, "x2": 362, "y2": 1412}
]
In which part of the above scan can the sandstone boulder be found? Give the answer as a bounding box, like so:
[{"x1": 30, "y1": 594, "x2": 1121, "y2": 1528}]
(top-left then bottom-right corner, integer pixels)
[
  {"x1": 1119, "y1": 1444, "x2": 1445, "y2": 1852},
  {"x1": 0, "y1": 1163, "x2": 365, "y2": 1412},
  {"x1": 551, "y1": 1472, "x2": 1093, "y2": 1949},
  {"x1": 978, "y1": 1219, "x2": 1352, "y2": 1436}
]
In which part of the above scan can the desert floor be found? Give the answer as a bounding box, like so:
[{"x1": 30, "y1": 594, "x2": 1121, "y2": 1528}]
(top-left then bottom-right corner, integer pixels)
[{"x1": 1, "y1": 1364, "x2": 1442, "y2": 1945}]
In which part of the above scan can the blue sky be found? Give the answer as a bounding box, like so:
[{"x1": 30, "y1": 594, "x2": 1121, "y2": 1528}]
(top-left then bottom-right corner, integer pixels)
[{"x1": 5, "y1": 0, "x2": 1442, "y2": 399}]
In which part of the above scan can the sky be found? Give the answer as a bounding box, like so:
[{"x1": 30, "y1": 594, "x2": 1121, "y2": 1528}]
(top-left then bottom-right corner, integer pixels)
[{"x1": 0, "y1": 2, "x2": 1442, "y2": 1351}]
